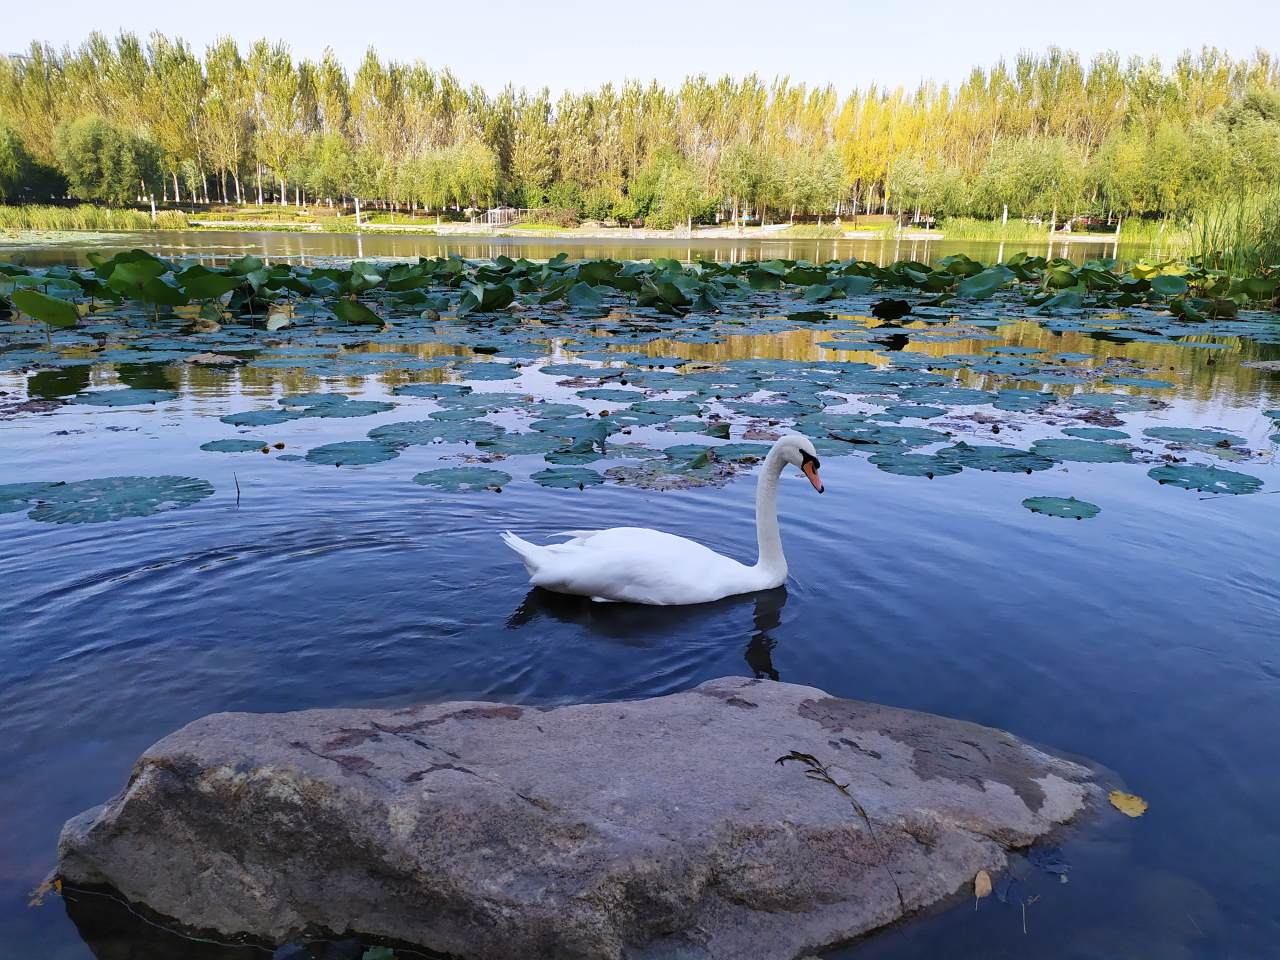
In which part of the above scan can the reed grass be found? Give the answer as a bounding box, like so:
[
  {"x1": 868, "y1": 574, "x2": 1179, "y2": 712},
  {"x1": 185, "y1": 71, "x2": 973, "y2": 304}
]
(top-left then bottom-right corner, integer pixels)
[
  {"x1": 0, "y1": 205, "x2": 188, "y2": 231},
  {"x1": 1186, "y1": 190, "x2": 1280, "y2": 276}
]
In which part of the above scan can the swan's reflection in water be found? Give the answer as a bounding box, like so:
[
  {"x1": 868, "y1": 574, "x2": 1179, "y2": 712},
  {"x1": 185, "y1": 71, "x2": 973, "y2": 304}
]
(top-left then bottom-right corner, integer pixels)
[{"x1": 505, "y1": 586, "x2": 788, "y2": 681}]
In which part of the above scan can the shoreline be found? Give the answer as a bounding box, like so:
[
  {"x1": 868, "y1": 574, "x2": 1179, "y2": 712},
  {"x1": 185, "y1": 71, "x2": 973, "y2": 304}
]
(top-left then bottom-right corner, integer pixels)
[{"x1": 3, "y1": 221, "x2": 1131, "y2": 247}]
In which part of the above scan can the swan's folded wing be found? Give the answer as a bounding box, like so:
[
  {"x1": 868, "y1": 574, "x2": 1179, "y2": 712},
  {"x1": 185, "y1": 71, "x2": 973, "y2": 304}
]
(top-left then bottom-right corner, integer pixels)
[{"x1": 552, "y1": 529, "x2": 604, "y2": 545}]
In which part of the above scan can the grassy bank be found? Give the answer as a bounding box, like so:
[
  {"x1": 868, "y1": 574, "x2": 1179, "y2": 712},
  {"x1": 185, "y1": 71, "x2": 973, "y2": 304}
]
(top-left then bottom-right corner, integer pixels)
[{"x1": 0, "y1": 204, "x2": 188, "y2": 231}]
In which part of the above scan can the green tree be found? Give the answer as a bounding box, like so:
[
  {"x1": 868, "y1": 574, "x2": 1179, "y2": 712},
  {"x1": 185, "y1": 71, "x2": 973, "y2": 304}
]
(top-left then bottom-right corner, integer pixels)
[{"x1": 53, "y1": 115, "x2": 159, "y2": 204}]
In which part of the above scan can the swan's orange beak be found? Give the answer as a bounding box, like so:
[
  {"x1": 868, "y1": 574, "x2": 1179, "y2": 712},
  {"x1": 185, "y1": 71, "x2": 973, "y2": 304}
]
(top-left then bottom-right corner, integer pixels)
[{"x1": 802, "y1": 460, "x2": 824, "y2": 493}]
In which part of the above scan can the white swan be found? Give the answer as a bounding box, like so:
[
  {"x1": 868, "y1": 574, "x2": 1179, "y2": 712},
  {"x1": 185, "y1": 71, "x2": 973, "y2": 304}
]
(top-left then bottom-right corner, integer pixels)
[{"x1": 501, "y1": 435, "x2": 824, "y2": 605}]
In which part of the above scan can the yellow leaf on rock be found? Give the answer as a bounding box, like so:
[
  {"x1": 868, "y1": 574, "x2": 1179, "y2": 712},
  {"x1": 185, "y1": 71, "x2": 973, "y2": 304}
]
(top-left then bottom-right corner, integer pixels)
[
  {"x1": 974, "y1": 869, "x2": 992, "y2": 904},
  {"x1": 1109, "y1": 789, "x2": 1148, "y2": 817}
]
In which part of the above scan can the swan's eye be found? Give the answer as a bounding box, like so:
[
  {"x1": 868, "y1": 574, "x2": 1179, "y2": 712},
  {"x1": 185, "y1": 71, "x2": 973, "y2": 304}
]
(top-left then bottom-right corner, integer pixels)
[{"x1": 801, "y1": 452, "x2": 821, "y2": 470}]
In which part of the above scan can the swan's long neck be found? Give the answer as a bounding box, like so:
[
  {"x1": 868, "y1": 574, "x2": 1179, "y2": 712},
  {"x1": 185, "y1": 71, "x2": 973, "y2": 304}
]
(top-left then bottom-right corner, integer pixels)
[{"x1": 753, "y1": 445, "x2": 788, "y2": 576}]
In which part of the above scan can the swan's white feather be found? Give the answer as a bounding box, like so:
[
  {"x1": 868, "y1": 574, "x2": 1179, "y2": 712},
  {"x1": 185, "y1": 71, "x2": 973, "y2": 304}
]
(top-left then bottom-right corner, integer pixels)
[
  {"x1": 505, "y1": 526, "x2": 777, "y2": 605},
  {"x1": 500, "y1": 435, "x2": 819, "y2": 605}
]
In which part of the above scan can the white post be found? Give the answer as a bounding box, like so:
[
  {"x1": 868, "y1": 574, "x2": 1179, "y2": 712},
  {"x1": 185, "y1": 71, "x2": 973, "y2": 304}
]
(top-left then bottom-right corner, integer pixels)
[
  {"x1": 354, "y1": 197, "x2": 361, "y2": 227},
  {"x1": 149, "y1": 194, "x2": 156, "y2": 224}
]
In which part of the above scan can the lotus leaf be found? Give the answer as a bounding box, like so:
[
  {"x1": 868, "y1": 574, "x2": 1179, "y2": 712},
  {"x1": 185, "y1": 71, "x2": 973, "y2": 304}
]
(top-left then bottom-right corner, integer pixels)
[
  {"x1": 221, "y1": 408, "x2": 304, "y2": 427},
  {"x1": 868, "y1": 452, "x2": 962, "y2": 478},
  {"x1": 1022, "y1": 496, "x2": 1101, "y2": 519},
  {"x1": 26, "y1": 475, "x2": 214, "y2": 524},
  {"x1": 1031, "y1": 438, "x2": 1133, "y2": 463},
  {"x1": 936, "y1": 442, "x2": 1054, "y2": 473},
  {"x1": 369, "y1": 419, "x2": 504, "y2": 446},
  {"x1": 1148, "y1": 464, "x2": 1262, "y2": 494},
  {"x1": 413, "y1": 467, "x2": 511, "y2": 492},
  {"x1": 531, "y1": 466, "x2": 605, "y2": 489},
  {"x1": 304, "y1": 441, "x2": 401, "y2": 466},
  {"x1": 200, "y1": 438, "x2": 268, "y2": 453},
  {"x1": 1063, "y1": 427, "x2": 1129, "y2": 440},
  {"x1": 1143, "y1": 427, "x2": 1245, "y2": 447},
  {"x1": 73, "y1": 388, "x2": 178, "y2": 406}
]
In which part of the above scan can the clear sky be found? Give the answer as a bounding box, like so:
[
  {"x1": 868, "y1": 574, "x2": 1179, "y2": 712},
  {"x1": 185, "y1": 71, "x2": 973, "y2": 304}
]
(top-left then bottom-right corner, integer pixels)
[{"x1": 11, "y1": 0, "x2": 1279, "y2": 94}]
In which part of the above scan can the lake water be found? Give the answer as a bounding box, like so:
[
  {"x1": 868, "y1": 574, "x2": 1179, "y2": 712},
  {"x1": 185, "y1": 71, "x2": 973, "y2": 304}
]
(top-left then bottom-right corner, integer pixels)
[
  {"x1": 0, "y1": 233, "x2": 1277, "y2": 960},
  {"x1": 0, "y1": 227, "x2": 1145, "y2": 272}
]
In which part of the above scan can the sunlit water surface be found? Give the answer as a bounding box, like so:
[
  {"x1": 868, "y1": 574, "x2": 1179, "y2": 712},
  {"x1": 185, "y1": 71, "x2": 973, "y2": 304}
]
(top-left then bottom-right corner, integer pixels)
[{"x1": 0, "y1": 233, "x2": 1277, "y2": 960}]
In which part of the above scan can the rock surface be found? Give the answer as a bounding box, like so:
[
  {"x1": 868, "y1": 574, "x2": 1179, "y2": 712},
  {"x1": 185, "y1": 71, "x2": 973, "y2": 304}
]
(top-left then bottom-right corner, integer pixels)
[{"x1": 58, "y1": 678, "x2": 1099, "y2": 960}]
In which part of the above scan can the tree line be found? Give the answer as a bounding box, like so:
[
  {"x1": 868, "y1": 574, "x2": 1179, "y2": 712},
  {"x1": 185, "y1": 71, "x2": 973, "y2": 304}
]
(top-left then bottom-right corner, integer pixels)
[{"x1": 1, "y1": 36, "x2": 1278, "y2": 227}]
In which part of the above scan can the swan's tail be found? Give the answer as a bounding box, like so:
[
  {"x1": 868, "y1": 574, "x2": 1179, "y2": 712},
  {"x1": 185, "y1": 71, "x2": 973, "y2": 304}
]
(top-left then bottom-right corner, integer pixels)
[{"x1": 500, "y1": 531, "x2": 544, "y2": 576}]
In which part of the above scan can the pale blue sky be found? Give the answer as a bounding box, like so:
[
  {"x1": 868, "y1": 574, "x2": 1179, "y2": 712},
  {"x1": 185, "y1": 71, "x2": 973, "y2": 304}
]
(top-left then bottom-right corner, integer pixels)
[{"x1": 16, "y1": 0, "x2": 1280, "y2": 94}]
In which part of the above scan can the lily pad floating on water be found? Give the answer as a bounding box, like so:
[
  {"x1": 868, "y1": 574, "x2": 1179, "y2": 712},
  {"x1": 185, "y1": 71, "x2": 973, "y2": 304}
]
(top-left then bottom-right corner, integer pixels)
[
  {"x1": 1063, "y1": 427, "x2": 1129, "y2": 440},
  {"x1": 221, "y1": 408, "x2": 304, "y2": 427},
  {"x1": 392, "y1": 383, "x2": 472, "y2": 400},
  {"x1": 868, "y1": 451, "x2": 962, "y2": 478},
  {"x1": 1148, "y1": 464, "x2": 1263, "y2": 494},
  {"x1": 413, "y1": 467, "x2": 511, "y2": 492},
  {"x1": 1067, "y1": 393, "x2": 1166, "y2": 412},
  {"x1": 72, "y1": 388, "x2": 179, "y2": 407},
  {"x1": 368, "y1": 419, "x2": 504, "y2": 446},
  {"x1": 575, "y1": 387, "x2": 644, "y2": 403},
  {"x1": 461, "y1": 362, "x2": 521, "y2": 380},
  {"x1": 936, "y1": 442, "x2": 1054, "y2": 474},
  {"x1": 475, "y1": 431, "x2": 563, "y2": 456},
  {"x1": 544, "y1": 439, "x2": 606, "y2": 465},
  {"x1": 0, "y1": 481, "x2": 64, "y2": 513},
  {"x1": 304, "y1": 441, "x2": 401, "y2": 467},
  {"x1": 1022, "y1": 496, "x2": 1101, "y2": 519},
  {"x1": 1030, "y1": 438, "x2": 1133, "y2": 463},
  {"x1": 1105, "y1": 376, "x2": 1175, "y2": 389},
  {"x1": 200, "y1": 438, "x2": 268, "y2": 453},
  {"x1": 25, "y1": 475, "x2": 214, "y2": 524},
  {"x1": 531, "y1": 466, "x2": 605, "y2": 489},
  {"x1": 1142, "y1": 427, "x2": 1246, "y2": 447}
]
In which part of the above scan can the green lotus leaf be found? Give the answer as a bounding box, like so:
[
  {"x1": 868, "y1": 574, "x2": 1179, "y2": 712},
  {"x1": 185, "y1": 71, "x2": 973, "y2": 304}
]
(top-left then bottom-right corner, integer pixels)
[
  {"x1": 1148, "y1": 464, "x2": 1262, "y2": 494},
  {"x1": 413, "y1": 467, "x2": 511, "y2": 492},
  {"x1": 26, "y1": 475, "x2": 214, "y2": 524},
  {"x1": 524, "y1": 402, "x2": 588, "y2": 418},
  {"x1": 392, "y1": 383, "x2": 473, "y2": 400},
  {"x1": 575, "y1": 387, "x2": 644, "y2": 403},
  {"x1": 73, "y1": 388, "x2": 178, "y2": 407},
  {"x1": 868, "y1": 452, "x2": 962, "y2": 478},
  {"x1": 1030, "y1": 438, "x2": 1133, "y2": 463},
  {"x1": 0, "y1": 481, "x2": 63, "y2": 513},
  {"x1": 429, "y1": 406, "x2": 487, "y2": 421},
  {"x1": 936, "y1": 442, "x2": 1054, "y2": 473},
  {"x1": 12, "y1": 288, "x2": 80, "y2": 328},
  {"x1": 1149, "y1": 275, "x2": 1189, "y2": 296},
  {"x1": 462, "y1": 362, "x2": 521, "y2": 380},
  {"x1": 1063, "y1": 427, "x2": 1129, "y2": 440},
  {"x1": 544, "y1": 439, "x2": 605, "y2": 464},
  {"x1": 302, "y1": 400, "x2": 396, "y2": 419},
  {"x1": 475, "y1": 432, "x2": 564, "y2": 456},
  {"x1": 330, "y1": 299, "x2": 383, "y2": 325},
  {"x1": 531, "y1": 466, "x2": 605, "y2": 489},
  {"x1": 221, "y1": 408, "x2": 304, "y2": 427},
  {"x1": 1022, "y1": 496, "x2": 1100, "y2": 519},
  {"x1": 1105, "y1": 376, "x2": 1174, "y2": 389},
  {"x1": 368, "y1": 419, "x2": 504, "y2": 446},
  {"x1": 177, "y1": 266, "x2": 242, "y2": 300},
  {"x1": 280, "y1": 392, "x2": 349, "y2": 408},
  {"x1": 200, "y1": 438, "x2": 268, "y2": 453},
  {"x1": 1142, "y1": 427, "x2": 1245, "y2": 447},
  {"x1": 304, "y1": 440, "x2": 401, "y2": 466}
]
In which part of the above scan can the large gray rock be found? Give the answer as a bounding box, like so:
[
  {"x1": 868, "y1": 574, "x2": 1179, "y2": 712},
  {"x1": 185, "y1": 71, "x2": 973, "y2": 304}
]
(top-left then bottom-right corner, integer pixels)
[{"x1": 58, "y1": 678, "x2": 1099, "y2": 959}]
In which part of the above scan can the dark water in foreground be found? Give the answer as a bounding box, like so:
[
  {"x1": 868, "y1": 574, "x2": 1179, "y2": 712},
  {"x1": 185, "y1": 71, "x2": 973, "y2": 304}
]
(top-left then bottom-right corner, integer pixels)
[{"x1": 0, "y1": 237, "x2": 1278, "y2": 960}]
